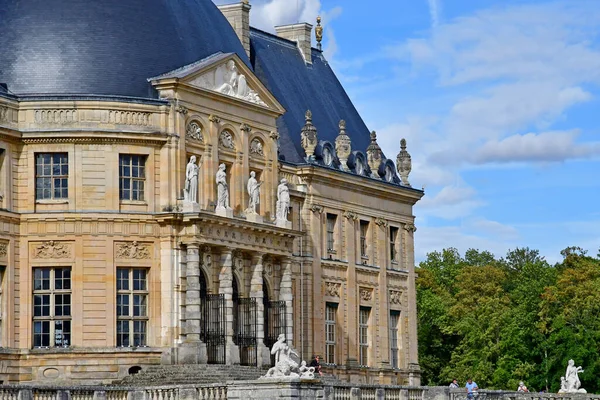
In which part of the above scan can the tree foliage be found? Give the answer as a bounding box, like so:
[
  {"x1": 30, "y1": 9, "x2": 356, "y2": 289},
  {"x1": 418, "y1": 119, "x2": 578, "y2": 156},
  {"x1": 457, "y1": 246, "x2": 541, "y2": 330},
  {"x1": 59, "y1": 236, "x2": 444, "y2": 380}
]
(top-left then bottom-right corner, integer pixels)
[{"x1": 417, "y1": 246, "x2": 600, "y2": 392}]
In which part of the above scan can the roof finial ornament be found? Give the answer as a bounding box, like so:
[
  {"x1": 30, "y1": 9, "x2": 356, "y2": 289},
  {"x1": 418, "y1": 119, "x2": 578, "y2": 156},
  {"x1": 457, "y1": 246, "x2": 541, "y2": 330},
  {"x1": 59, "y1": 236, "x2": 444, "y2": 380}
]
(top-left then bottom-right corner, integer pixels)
[
  {"x1": 335, "y1": 119, "x2": 351, "y2": 171},
  {"x1": 315, "y1": 16, "x2": 323, "y2": 51},
  {"x1": 366, "y1": 130, "x2": 383, "y2": 178},
  {"x1": 300, "y1": 110, "x2": 318, "y2": 162},
  {"x1": 396, "y1": 138, "x2": 412, "y2": 187}
]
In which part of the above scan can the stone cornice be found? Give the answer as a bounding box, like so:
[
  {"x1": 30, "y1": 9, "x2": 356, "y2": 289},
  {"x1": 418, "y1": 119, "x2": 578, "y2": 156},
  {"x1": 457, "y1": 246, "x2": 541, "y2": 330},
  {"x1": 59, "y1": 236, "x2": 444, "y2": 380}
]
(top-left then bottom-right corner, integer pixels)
[
  {"x1": 295, "y1": 164, "x2": 424, "y2": 205},
  {"x1": 20, "y1": 131, "x2": 169, "y2": 146}
]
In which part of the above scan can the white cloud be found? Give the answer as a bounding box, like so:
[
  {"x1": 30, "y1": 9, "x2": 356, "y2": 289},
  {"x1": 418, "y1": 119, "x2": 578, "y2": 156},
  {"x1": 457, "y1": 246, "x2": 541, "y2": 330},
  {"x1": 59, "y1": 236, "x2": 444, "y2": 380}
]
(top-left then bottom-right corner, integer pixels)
[{"x1": 427, "y1": 0, "x2": 441, "y2": 28}]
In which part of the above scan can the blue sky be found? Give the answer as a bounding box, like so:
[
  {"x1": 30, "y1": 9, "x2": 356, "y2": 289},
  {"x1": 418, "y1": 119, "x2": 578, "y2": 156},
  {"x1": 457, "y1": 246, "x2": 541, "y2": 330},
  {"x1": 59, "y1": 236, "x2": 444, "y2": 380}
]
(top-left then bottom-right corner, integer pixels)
[{"x1": 214, "y1": 0, "x2": 600, "y2": 264}]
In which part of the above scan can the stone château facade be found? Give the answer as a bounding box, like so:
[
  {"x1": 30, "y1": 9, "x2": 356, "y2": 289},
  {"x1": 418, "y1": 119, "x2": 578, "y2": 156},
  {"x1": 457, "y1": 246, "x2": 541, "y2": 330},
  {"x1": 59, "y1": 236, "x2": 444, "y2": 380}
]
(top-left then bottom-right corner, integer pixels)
[{"x1": 0, "y1": 0, "x2": 423, "y2": 385}]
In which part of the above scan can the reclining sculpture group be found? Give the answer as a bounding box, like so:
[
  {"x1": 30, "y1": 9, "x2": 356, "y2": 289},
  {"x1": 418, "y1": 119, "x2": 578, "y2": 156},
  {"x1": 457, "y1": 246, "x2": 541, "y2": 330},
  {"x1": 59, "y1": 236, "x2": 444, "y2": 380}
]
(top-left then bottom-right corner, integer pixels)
[{"x1": 262, "y1": 334, "x2": 316, "y2": 379}]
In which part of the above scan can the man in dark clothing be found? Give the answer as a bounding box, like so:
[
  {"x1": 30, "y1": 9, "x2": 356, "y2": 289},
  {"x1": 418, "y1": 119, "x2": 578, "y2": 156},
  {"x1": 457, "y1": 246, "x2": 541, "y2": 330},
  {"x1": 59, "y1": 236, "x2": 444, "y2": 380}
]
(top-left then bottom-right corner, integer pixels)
[{"x1": 310, "y1": 355, "x2": 323, "y2": 376}]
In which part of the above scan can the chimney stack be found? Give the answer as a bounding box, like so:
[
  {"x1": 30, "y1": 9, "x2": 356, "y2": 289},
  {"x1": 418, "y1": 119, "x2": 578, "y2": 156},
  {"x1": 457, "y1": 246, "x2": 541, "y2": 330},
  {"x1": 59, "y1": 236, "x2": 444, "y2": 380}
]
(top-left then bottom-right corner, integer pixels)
[
  {"x1": 218, "y1": 1, "x2": 251, "y2": 57},
  {"x1": 275, "y1": 23, "x2": 313, "y2": 64}
]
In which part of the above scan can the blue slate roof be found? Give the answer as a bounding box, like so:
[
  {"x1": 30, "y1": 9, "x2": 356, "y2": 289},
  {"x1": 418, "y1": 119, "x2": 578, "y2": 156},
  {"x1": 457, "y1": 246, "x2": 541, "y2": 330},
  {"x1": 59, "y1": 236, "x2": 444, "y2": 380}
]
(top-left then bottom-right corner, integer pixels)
[
  {"x1": 249, "y1": 28, "x2": 373, "y2": 164},
  {"x1": 0, "y1": 0, "x2": 249, "y2": 98}
]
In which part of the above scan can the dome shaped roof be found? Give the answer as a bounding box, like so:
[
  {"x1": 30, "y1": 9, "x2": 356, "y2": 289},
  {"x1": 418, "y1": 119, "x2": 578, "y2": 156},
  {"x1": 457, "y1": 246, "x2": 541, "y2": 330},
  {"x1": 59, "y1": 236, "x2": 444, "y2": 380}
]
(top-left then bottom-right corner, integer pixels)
[{"x1": 0, "y1": 0, "x2": 249, "y2": 98}]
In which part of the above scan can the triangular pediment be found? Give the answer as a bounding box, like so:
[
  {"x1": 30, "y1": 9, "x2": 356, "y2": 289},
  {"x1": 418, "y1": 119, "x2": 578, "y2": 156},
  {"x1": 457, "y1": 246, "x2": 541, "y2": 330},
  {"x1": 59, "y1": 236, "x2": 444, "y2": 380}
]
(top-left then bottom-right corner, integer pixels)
[{"x1": 149, "y1": 53, "x2": 284, "y2": 113}]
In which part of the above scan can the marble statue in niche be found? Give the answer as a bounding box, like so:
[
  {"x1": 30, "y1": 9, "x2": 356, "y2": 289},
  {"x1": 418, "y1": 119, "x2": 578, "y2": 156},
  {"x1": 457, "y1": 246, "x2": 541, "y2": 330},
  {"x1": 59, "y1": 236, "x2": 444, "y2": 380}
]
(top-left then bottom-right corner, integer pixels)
[
  {"x1": 184, "y1": 156, "x2": 199, "y2": 203},
  {"x1": 215, "y1": 163, "x2": 231, "y2": 212},
  {"x1": 275, "y1": 178, "x2": 290, "y2": 226},
  {"x1": 246, "y1": 171, "x2": 263, "y2": 215}
]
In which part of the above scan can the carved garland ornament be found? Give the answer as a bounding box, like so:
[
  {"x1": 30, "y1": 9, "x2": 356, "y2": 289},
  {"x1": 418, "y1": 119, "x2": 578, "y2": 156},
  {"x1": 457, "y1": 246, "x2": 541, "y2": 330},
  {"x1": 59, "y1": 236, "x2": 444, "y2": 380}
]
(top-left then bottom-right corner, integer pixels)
[
  {"x1": 186, "y1": 121, "x2": 204, "y2": 142},
  {"x1": 325, "y1": 282, "x2": 341, "y2": 297},
  {"x1": 343, "y1": 210, "x2": 358, "y2": 221},
  {"x1": 0, "y1": 242, "x2": 7, "y2": 257},
  {"x1": 404, "y1": 223, "x2": 417, "y2": 233},
  {"x1": 360, "y1": 288, "x2": 373, "y2": 301},
  {"x1": 375, "y1": 218, "x2": 388, "y2": 227},
  {"x1": 310, "y1": 204, "x2": 324, "y2": 214},
  {"x1": 32, "y1": 241, "x2": 72, "y2": 259},
  {"x1": 264, "y1": 256, "x2": 274, "y2": 277},
  {"x1": 115, "y1": 241, "x2": 151, "y2": 260},
  {"x1": 390, "y1": 290, "x2": 402, "y2": 305}
]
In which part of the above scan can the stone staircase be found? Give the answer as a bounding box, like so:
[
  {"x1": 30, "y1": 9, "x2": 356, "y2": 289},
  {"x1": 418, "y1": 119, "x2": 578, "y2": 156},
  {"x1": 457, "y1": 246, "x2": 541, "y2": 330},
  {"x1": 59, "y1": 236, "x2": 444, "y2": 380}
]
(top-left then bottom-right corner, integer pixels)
[{"x1": 113, "y1": 364, "x2": 266, "y2": 386}]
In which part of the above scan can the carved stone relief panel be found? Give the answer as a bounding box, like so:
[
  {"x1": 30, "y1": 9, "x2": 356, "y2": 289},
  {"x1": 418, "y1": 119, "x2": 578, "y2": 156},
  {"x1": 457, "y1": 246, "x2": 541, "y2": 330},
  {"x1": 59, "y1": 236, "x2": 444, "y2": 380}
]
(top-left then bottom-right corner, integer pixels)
[
  {"x1": 219, "y1": 130, "x2": 235, "y2": 150},
  {"x1": 390, "y1": 290, "x2": 403, "y2": 305},
  {"x1": 249, "y1": 138, "x2": 264, "y2": 156},
  {"x1": 115, "y1": 241, "x2": 152, "y2": 260},
  {"x1": 360, "y1": 287, "x2": 373, "y2": 302},
  {"x1": 186, "y1": 120, "x2": 204, "y2": 142},
  {"x1": 0, "y1": 241, "x2": 7, "y2": 261},
  {"x1": 31, "y1": 241, "x2": 73, "y2": 260},
  {"x1": 325, "y1": 281, "x2": 341, "y2": 297}
]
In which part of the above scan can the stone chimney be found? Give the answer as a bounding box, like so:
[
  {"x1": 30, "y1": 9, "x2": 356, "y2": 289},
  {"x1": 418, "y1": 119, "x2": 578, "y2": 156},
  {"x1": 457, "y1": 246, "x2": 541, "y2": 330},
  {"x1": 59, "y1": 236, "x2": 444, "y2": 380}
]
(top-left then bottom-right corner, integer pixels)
[
  {"x1": 274, "y1": 23, "x2": 313, "y2": 64},
  {"x1": 218, "y1": 1, "x2": 251, "y2": 57}
]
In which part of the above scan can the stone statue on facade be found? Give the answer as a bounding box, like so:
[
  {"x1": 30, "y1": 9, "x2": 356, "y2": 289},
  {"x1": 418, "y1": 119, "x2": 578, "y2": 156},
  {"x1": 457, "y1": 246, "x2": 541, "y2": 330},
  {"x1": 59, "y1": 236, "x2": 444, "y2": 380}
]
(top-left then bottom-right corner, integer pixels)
[
  {"x1": 396, "y1": 138, "x2": 412, "y2": 187},
  {"x1": 246, "y1": 171, "x2": 262, "y2": 215},
  {"x1": 184, "y1": 156, "x2": 199, "y2": 203},
  {"x1": 559, "y1": 359, "x2": 586, "y2": 393},
  {"x1": 275, "y1": 179, "x2": 290, "y2": 227},
  {"x1": 262, "y1": 334, "x2": 316, "y2": 379},
  {"x1": 214, "y1": 60, "x2": 266, "y2": 106},
  {"x1": 215, "y1": 163, "x2": 231, "y2": 212}
]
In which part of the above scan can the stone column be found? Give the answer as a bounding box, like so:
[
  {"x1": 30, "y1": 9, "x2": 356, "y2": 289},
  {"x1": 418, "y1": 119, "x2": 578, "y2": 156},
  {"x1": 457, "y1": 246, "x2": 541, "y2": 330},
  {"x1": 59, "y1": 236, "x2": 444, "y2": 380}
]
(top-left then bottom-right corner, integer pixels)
[
  {"x1": 219, "y1": 248, "x2": 240, "y2": 364},
  {"x1": 179, "y1": 243, "x2": 207, "y2": 364},
  {"x1": 404, "y1": 223, "x2": 421, "y2": 385},
  {"x1": 251, "y1": 253, "x2": 271, "y2": 366},
  {"x1": 280, "y1": 257, "x2": 294, "y2": 347}
]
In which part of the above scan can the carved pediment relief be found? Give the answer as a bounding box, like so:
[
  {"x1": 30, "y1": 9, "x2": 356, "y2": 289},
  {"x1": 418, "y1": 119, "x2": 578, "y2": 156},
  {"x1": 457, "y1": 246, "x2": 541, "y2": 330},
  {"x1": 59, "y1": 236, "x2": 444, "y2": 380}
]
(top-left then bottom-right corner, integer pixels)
[{"x1": 188, "y1": 59, "x2": 267, "y2": 107}]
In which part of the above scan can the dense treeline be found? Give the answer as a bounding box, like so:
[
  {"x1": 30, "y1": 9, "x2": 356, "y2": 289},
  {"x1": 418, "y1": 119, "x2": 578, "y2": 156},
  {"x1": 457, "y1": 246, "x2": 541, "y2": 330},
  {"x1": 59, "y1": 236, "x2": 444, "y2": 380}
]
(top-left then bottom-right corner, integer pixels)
[{"x1": 417, "y1": 246, "x2": 600, "y2": 392}]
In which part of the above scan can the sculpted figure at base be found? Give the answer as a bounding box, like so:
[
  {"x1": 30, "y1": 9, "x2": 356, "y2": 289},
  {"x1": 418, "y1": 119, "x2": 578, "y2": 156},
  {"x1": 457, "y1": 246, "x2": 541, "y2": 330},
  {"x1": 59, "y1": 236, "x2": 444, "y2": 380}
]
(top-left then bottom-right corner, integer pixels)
[
  {"x1": 184, "y1": 156, "x2": 199, "y2": 203},
  {"x1": 215, "y1": 163, "x2": 231, "y2": 211},
  {"x1": 275, "y1": 179, "x2": 290, "y2": 223},
  {"x1": 559, "y1": 359, "x2": 586, "y2": 393},
  {"x1": 262, "y1": 334, "x2": 316, "y2": 379},
  {"x1": 246, "y1": 171, "x2": 262, "y2": 214}
]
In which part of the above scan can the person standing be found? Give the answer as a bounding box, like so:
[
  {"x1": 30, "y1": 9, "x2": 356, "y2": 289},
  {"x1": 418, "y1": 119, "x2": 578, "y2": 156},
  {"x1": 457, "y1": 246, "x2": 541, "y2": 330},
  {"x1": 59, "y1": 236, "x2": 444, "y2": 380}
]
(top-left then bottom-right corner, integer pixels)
[
  {"x1": 450, "y1": 379, "x2": 459, "y2": 388},
  {"x1": 465, "y1": 378, "x2": 479, "y2": 399}
]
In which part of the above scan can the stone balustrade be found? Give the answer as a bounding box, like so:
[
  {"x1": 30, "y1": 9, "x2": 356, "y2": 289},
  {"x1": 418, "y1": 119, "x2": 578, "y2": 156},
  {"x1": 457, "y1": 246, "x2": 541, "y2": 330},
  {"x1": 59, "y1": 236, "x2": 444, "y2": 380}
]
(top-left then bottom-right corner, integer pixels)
[{"x1": 10, "y1": 383, "x2": 600, "y2": 400}]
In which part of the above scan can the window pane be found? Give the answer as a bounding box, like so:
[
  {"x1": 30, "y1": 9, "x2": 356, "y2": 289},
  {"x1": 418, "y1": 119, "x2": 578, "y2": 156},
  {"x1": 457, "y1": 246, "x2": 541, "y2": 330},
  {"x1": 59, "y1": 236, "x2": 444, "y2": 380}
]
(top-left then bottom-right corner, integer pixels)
[
  {"x1": 133, "y1": 320, "x2": 147, "y2": 347},
  {"x1": 133, "y1": 269, "x2": 147, "y2": 291},
  {"x1": 117, "y1": 294, "x2": 130, "y2": 316},
  {"x1": 55, "y1": 320, "x2": 71, "y2": 347},
  {"x1": 133, "y1": 294, "x2": 147, "y2": 317},
  {"x1": 33, "y1": 321, "x2": 51, "y2": 347},
  {"x1": 117, "y1": 268, "x2": 129, "y2": 291},
  {"x1": 117, "y1": 320, "x2": 130, "y2": 347}
]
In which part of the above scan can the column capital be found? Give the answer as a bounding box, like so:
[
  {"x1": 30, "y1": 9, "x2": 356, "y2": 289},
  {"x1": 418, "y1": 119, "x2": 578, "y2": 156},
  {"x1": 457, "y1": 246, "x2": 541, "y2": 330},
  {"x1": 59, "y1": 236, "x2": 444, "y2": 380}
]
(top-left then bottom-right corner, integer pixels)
[{"x1": 251, "y1": 252, "x2": 267, "y2": 264}]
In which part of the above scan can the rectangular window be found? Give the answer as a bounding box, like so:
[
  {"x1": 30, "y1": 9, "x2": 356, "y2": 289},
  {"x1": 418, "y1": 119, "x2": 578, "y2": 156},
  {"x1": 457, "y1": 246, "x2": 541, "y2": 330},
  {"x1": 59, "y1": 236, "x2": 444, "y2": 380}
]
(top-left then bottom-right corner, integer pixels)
[
  {"x1": 390, "y1": 226, "x2": 399, "y2": 263},
  {"x1": 326, "y1": 214, "x2": 337, "y2": 253},
  {"x1": 116, "y1": 268, "x2": 148, "y2": 347},
  {"x1": 390, "y1": 311, "x2": 400, "y2": 369},
  {"x1": 32, "y1": 267, "x2": 71, "y2": 348},
  {"x1": 359, "y1": 307, "x2": 370, "y2": 367},
  {"x1": 360, "y1": 220, "x2": 369, "y2": 259},
  {"x1": 325, "y1": 303, "x2": 337, "y2": 364},
  {"x1": 35, "y1": 153, "x2": 68, "y2": 200},
  {"x1": 119, "y1": 155, "x2": 146, "y2": 201}
]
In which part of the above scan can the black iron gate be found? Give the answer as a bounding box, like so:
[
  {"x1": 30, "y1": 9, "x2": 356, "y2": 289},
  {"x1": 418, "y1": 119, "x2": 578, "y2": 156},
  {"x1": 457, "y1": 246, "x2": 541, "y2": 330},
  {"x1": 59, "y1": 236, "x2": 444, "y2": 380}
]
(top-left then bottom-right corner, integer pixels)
[
  {"x1": 265, "y1": 300, "x2": 287, "y2": 366},
  {"x1": 202, "y1": 294, "x2": 226, "y2": 364},
  {"x1": 234, "y1": 297, "x2": 257, "y2": 366}
]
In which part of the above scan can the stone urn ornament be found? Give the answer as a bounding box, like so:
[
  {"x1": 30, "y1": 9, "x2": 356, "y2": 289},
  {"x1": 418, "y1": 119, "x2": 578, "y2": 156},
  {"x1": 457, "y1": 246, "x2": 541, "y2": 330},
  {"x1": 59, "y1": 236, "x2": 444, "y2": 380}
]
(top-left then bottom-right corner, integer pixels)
[{"x1": 396, "y1": 138, "x2": 412, "y2": 186}]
